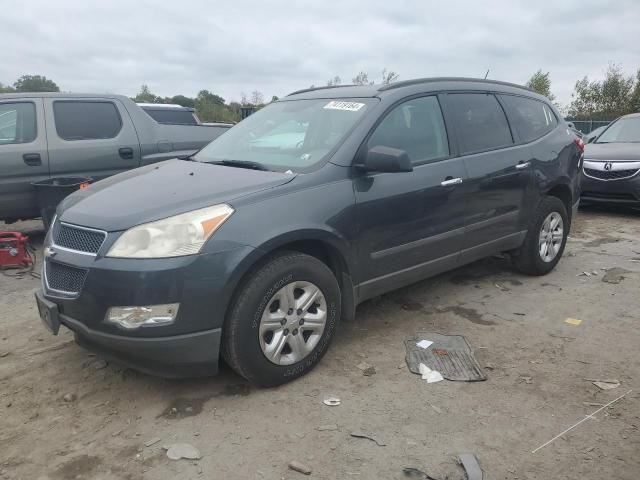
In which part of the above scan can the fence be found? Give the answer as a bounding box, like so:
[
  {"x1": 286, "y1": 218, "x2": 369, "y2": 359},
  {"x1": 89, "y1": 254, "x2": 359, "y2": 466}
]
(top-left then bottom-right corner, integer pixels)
[{"x1": 566, "y1": 119, "x2": 611, "y2": 134}]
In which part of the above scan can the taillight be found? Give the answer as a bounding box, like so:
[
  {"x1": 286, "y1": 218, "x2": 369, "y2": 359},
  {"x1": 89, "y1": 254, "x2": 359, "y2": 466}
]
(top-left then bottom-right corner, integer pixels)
[{"x1": 574, "y1": 137, "x2": 585, "y2": 153}]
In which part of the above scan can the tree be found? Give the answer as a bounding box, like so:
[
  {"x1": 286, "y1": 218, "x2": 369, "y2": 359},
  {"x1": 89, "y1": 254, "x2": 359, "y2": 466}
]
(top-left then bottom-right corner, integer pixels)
[
  {"x1": 170, "y1": 95, "x2": 195, "y2": 108},
  {"x1": 352, "y1": 72, "x2": 372, "y2": 86},
  {"x1": 381, "y1": 69, "x2": 399, "y2": 85},
  {"x1": 250, "y1": 90, "x2": 264, "y2": 106},
  {"x1": 568, "y1": 64, "x2": 637, "y2": 119},
  {"x1": 629, "y1": 70, "x2": 640, "y2": 114},
  {"x1": 134, "y1": 84, "x2": 160, "y2": 103},
  {"x1": 271, "y1": 95, "x2": 279, "y2": 102},
  {"x1": 526, "y1": 70, "x2": 555, "y2": 101},
  {"x1": 195, "y1": 90, "x2": 237, "y2": 123},
  {"x1": 0, "y1": 82, "x2": 15, "y2": 93},
  {"x1": 13, "y1": 75, "x2": 59, "y2": 92},
  {"x1": 326, "y1": 76, "x2": 341, "y2": 87}
]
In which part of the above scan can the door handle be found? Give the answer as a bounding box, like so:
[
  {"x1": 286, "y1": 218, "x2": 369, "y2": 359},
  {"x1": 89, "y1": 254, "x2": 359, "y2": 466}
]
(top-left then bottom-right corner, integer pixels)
[
  {"x1": 23, "y1": 153, "x2": 42, "y2": 166},
  {"x1": 119, "y1": 147, "x2": 134, "y2": 159},
  {"x1": 515, "y1": 162, "x2": 530, "y2": 170},
  {"x1": 440, "y1": 177, "x2": 463, "y2": 187}
]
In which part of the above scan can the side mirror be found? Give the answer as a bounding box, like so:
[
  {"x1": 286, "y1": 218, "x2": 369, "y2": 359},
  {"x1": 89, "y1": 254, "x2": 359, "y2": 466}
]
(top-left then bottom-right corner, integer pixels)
[{"x1": 360, "y1": 146, "x2": 413, "y2": 173}]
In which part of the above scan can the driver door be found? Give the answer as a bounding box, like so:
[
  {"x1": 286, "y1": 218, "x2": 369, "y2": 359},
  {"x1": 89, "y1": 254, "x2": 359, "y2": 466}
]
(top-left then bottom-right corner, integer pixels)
[{"x1": 354, "y1": 95, "x2": 468, "y2": 299}]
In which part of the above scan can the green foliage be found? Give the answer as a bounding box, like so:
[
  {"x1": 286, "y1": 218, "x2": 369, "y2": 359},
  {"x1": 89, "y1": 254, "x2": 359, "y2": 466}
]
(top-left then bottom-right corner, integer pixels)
[
  {"x1": 568, "y1": 64, "x2": 638, "y2": 119},
  {"x1": 170, "y1": 95, "x2": 195, "y2": 108},
  {"x1": 196, "y1": 90, "x2": 239, "y2": 123},
  {"x1": 0, "y1": 82, "x2": 15, "y2": 93},
  {"x1": 526, "y1": 70, "x2": 555, "y2": 101},
  {"x1": 13, "y1": 75, "x2": 59, "y2": 92},
  {"x1": 133, "y1": 84, "x2": 161, "y2": 103}
]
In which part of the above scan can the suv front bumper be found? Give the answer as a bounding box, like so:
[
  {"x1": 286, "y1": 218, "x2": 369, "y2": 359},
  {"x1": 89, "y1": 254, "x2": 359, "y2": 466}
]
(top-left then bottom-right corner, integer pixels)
[{"x1": 37, "y1": 243, "x2": 255, "y2": 377}]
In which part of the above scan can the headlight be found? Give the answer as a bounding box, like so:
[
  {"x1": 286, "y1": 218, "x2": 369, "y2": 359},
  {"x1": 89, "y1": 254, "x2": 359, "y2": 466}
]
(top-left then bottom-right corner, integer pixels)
[{"x1": 107, "y1": 204, "x2": 234, "y2": 258}]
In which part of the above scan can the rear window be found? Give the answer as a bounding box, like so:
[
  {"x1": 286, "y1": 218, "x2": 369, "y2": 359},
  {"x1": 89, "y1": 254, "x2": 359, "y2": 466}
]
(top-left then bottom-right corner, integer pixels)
[
  {"x1": 53, "y1": 101, "x2": 122, "y2": 140},
  {"x1": 500, "y1": 95, "x2": 557, "y2": 143},
  {"x1": 446, "y1": 93, "x2": 513, "y2": 155},
  {"x1": 143, "y1": 108, "x2": 198, "y2": 125},
  {"x1": 0, "y1": 102, "x2": 37, "y2": 145}
]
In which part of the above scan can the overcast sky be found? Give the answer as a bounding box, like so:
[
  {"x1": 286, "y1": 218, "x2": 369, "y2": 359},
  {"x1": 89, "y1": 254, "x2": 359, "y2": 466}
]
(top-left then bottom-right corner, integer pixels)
[{"x1": 2, "y1": 0, "x2": 639, "y2": 108}]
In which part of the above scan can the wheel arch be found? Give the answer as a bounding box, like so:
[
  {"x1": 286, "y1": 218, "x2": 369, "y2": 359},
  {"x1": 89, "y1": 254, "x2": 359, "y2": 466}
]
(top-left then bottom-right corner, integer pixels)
[
  {"x1": 222, "y1": 229, "x2": 357, "y2": 326},
  {"x1": 544, "y1": 181, "x2": 574, "y2": 221}
]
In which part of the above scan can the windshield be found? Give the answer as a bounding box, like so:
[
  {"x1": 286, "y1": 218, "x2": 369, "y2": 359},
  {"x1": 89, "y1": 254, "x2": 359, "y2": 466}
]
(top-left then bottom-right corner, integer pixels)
[
  {"x1": 596, "y1": 116, "x2": 640, "y2": 143},
  {"x1": 195, "y1": 98, "x2": 374, "y2": 172}
]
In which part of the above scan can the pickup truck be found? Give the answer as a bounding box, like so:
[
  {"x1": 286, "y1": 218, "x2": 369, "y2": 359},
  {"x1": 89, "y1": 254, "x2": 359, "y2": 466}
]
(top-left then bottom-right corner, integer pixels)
[{"x1": 0, "y1": 93, "x2": 231, "y2": 223}]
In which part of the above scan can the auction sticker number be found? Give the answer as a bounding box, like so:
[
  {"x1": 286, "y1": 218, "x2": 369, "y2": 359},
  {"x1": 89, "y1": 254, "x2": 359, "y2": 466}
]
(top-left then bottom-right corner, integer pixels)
[{"x1": 323, "y1": 101, "x2": 365, "y2": 112}]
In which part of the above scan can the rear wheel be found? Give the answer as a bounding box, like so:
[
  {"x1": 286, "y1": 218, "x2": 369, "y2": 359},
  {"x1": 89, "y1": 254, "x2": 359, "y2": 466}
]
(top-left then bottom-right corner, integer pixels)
[
  {"x1": 512, "y1": 196, "x2": 568, "y2": 275},
  {"x1": 222, "y1": 251, "x2": 341, "y2": 387}
]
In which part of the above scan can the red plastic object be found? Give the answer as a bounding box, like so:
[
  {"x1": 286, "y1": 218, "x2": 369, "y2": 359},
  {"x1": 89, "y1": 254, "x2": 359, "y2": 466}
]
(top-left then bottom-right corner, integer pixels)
[{"x1": 0, "y1": 232, "x2": 32, "y2": 268}]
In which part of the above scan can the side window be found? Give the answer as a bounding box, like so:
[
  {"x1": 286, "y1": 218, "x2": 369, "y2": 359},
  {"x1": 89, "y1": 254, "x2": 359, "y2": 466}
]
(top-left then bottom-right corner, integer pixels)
[
  {"x1": 0, "y1": 102, "x2": 37, "y2": 145},
  {"x1": 368, "y1": 96, "x2": 449, "y2": 163},
  {"x1": 53, "y1": 101, "x2": 122, "y2": 140},
  {"x1": 446, "y1": 93, "x2": 513, "y2": 154},
  {"x1": 500, "y1": 95, "x2": 557, "y2": 143}
]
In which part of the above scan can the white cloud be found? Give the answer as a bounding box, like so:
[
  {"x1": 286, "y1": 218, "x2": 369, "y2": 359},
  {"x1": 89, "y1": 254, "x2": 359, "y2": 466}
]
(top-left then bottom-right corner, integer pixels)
[{"x1": 1, "y1": 0, "x2": 639, "y2": 106}]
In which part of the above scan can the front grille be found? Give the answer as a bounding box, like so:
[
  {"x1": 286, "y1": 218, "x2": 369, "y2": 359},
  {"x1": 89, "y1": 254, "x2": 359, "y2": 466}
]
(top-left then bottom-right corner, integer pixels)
[
  {"x1": 584, "y1": 168, "x2": 639, "y2": 181},
  {"x1": 45, "y1": 261, "x2": 88, "y2": 295},
  {"x1": 52, "y1": 221, "x2": 106, "y2": 254}
]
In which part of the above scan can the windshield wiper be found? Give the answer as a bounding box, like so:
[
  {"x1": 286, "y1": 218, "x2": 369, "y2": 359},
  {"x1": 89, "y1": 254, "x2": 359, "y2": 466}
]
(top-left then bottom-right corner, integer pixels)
[{"x1": 209, "y1": 159, "x2": 270, "y2": 171}]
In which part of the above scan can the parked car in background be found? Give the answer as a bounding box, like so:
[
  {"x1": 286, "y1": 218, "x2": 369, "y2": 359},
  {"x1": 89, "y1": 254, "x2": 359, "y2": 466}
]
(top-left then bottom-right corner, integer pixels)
[
  {"x1": 0, "y1": 93, "x2": 231, "y2": 223},
  {"x1": 35, "y1": 78, "x2": 582, "y2": 386},
  {"x1": 581, "y1": 113, "x2": 640, "y2": 207},
  {"x1": 137, "y1": 103, "x2": 201, "y2": 125},
  {"x1": 583, "y1": 124, "x2": 608, "y2": 144}
]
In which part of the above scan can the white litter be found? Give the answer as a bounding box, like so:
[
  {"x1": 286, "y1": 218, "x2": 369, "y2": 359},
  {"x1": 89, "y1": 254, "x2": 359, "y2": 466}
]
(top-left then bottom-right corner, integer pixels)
[
  {"x1": 416, "y1": 339, "x2": 433, "y2": 349},
  {"x1": 418, "y1": 363, "x2": 444, "y2": 383},
  {"x1": 323, "y1": 396, "x2": 341, "y2": 406}
]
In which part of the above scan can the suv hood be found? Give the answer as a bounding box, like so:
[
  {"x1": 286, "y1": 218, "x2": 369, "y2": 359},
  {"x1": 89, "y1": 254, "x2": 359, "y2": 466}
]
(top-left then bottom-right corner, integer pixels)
[
  {"x1": 584, "y1": 143, "x2": 640, "y2": 161},
  {"x1": 58, "y1": 159, "x2": 296, "y2": 231}
]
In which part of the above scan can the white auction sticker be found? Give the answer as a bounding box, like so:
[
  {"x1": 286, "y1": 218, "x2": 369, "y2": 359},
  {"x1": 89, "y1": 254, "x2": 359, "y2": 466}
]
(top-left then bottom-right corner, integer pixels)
[{"x1": 323, "y1": 101, "x2": 365, "y2": 112}]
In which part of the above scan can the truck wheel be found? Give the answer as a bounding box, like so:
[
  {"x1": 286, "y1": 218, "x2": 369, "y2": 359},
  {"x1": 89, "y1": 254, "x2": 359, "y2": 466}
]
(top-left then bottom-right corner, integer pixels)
[
  {"x1": 222, "y1": 251, "x2": 341, "y2": 387},
  {"x1": 512, "y1": 196, "x2": 568, "y2": 275}
]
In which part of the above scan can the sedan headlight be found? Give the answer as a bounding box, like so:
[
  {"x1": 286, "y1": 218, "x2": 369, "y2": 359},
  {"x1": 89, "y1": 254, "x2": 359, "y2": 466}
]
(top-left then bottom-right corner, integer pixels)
[{"x1": 107, "y1": 204, "x2": 234, "y2": 258}]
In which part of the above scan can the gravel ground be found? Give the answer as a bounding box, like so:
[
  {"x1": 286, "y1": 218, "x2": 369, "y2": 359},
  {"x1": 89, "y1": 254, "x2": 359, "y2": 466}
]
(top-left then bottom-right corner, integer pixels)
[{"x1": 1, "y1": 207, "x2": 639, "y2": 480}]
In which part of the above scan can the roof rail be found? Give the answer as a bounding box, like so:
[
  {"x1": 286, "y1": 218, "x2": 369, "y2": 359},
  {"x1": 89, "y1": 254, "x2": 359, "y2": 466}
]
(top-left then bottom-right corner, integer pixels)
[
  {"x1": 286, "y1": 84, "x2": 358, "y2": 96},
  {"x1": 377, "y1": 77, "x2": 533, "y2": 93}
]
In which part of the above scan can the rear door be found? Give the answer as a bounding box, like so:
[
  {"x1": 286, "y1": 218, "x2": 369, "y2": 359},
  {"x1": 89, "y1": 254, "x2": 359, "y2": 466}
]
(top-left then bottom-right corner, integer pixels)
[
  {"x1": 44, "y1": 98, "x2": 141, "y2": 182},
  {"x1": 0, "y1": 98, "x2": 49, "y2": 220},
  {"x1": 442, "y1": 92, "x2": 532, "y2": 260},
  {"x1": 354, "y1": 95, "x2": 467, "y2": 299}
]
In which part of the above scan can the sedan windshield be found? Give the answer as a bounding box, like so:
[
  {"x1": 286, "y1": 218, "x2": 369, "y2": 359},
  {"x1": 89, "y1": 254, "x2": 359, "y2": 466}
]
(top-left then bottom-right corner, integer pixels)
[
  {"x1": 596, "y1": 116, "x2": 640, "y2": 143},
  {"x1": 195, "y1": 98, "x2": 375, "y2": 172}
]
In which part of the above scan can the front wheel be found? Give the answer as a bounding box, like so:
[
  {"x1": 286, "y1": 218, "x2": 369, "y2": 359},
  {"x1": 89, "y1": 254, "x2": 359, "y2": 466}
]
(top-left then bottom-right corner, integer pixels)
[
  {"x1": 222, "y1": 251, "x2": 341, "y2": 387},
  {"x1": 512, "y1": 196, "x2": 569, "y2": 275}
]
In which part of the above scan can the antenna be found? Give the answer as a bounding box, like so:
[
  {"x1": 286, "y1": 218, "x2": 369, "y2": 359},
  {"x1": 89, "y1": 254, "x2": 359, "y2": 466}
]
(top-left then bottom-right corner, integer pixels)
[{"x1": 484, "y1": 69, "x2": 490, "y2": 79}]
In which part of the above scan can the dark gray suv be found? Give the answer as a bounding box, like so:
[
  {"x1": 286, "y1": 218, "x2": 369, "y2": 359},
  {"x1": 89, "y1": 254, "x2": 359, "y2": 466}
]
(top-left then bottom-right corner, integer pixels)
[{"x1": 35, "y1": 78, "x2": 583, "y2": 386}]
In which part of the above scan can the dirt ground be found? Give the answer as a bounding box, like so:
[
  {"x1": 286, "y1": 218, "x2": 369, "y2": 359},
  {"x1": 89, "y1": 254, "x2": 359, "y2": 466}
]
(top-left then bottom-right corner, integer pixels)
[{"x1": 1, "y1": 207, "x2": 639, "y2": 480}]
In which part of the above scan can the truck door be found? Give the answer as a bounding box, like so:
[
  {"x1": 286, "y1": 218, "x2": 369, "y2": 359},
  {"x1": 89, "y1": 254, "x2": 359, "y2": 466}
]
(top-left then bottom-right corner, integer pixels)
[
  {"x1": 44, "y1": 98, "x2": 141, "y2": 183},
  {"x1": 0, "y1": 98, "x2": 49, "y2": 221}
]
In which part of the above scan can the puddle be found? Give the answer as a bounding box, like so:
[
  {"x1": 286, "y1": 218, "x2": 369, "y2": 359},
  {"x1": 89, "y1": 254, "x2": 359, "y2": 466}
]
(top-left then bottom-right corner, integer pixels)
[
  {"x1": 583, "y1": 236, "x2": 623, "y2": 247},
  {"x1": 438, "y1": 306, "x2": 495, "y2": 326},
  {"x1": 53, "y1": 455, "x2": 101, "y2": 479},
  {"x1": 158, "y1": 384, "x2": 251, "y2": 419}
]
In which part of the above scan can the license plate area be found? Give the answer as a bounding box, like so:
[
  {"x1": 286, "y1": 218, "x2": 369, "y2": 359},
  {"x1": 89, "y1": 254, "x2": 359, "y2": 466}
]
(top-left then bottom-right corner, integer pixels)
[{"x1": 35, "y1": 291, "x2": 61, "y2": 335}]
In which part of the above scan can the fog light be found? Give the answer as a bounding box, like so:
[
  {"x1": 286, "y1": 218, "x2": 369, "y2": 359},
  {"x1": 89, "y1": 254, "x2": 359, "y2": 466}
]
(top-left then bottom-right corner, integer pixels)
[{"x1": 105, "y1": 304, "x2": 179, "y2": 329}]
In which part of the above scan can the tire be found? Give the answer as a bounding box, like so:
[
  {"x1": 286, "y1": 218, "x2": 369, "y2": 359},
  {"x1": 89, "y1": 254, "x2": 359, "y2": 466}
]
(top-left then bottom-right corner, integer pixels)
[
  {"x1": 512, "y1": 196, "x2": 569, "y2": 276},
  {"x1": 222, "y1": 251, "x2": 341, "y2": 387}
]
